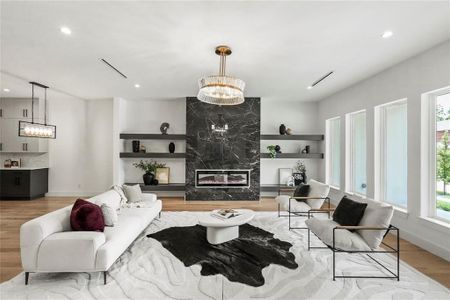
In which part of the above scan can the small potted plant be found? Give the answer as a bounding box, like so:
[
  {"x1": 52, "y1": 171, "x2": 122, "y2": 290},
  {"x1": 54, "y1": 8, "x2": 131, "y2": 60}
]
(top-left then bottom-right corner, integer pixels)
[
  {"x1": 267, "y1": 145, "x2": 277, "y2": 158},
  {"x1": 133, "y1": 160, "x2": 166, "y2": 185},
  {"x1": 293, "y1": 161, "x2": 307, "y2": 185}
]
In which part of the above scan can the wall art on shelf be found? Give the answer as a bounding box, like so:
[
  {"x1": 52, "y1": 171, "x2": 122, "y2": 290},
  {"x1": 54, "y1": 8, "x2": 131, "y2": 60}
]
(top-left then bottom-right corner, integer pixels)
[
  {"x1": 278, "y1": 168, "x2": 292, "y2": 186},
  {"x1": 10, "y1": 158, "x2": 21, "y2": 168},
  {"x1": 156, "y1": 167, "x2": 170, "y2": 184}
]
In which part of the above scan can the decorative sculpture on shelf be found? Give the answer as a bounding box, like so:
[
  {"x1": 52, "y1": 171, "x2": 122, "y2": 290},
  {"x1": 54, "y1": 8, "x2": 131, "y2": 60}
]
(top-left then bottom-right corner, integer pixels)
[
  {"x1": 160, "y1": 122, "x2": 170, "y2": 135},
  {"x1": 279, "y1": 124, "x2": 286, "y2": 135}
]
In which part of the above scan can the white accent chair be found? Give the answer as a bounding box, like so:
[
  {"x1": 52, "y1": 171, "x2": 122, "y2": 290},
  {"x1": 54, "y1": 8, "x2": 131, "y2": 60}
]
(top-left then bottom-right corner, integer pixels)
[
  {"x1": 305, "y1": 196, "x2": 399, "y2": 281},
  {"x1": 20, "y1": 190, "x2": 162, "y2": 285},
  {"x1": 274, "y1": 179, "x2": 331, "y2": 230}
]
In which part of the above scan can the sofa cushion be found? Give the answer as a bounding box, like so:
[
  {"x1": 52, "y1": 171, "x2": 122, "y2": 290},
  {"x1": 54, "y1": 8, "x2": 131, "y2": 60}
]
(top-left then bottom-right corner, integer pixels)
[
  {"x1": 37, "y1": 231, "x2": 105, "y2": 271},
  {"x1": 307, "y1": 179, "x2": 330, "y2": 209},
  {"x1": 305, "y1": 218, "x2": 370, "y2": 251},
  {"x1": 70, "y1": 199, "x2": 104, "y2": 232},
  {"x1": 111, "y1": 185, "x2": 128, "y2": 207},
  {"x1": 333, "y1": 196, "x2": 367, "y2": 229},
  {"x1": 89, "y1": 190, "x2": 122, "y2": 211},
  {"x1": 275, "y1": 195, "x2": 311, "y2": 212},
  {"x1": 95, "y1": 199, "x2": 162, "y2": 270},
  {"x1": 357, "y1": 202, "x2": 394, "y2": 249},
  {"x1": 122, "y1": 184, "x2": 143, "y2": 202}
]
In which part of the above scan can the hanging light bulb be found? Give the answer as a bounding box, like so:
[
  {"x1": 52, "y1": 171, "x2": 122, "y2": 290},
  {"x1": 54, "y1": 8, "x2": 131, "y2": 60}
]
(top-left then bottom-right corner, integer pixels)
[{"x1": 19, "y1": 82, "x2": 57, "y2": 139}]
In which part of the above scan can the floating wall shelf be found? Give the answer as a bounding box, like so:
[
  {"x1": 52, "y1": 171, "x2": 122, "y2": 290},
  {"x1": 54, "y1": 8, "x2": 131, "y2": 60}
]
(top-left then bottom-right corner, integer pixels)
[
  {"x1": 120, "y1": 134, "x2": 186, "y2": 140},
  {"x1": 260, "y1": 153, "x2": 323, "y2": 159},
  {"x1": 260, "y1": 134, "x2": 324, "y2": 141},
  {"x1": 120, "y1": 152, "x2": 186, "y2": 158}
]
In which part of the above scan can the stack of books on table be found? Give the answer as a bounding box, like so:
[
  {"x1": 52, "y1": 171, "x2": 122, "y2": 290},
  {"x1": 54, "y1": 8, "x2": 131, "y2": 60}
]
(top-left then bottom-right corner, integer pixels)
[{"x1": 211, "y1": 209, "x2": 240, "y2": 220}]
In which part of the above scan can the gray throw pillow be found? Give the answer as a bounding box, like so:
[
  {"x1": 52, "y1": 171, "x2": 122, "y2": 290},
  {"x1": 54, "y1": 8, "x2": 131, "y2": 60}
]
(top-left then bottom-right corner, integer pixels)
[
  {"x1": 122, "y1": 184, "x2": 143, "y2": 202},
  {"x1": 101, "y1": 204, "x2": 118, "y2": 226}
]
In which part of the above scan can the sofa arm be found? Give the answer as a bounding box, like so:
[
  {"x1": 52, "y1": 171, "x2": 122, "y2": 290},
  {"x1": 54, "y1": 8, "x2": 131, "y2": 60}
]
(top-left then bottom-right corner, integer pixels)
[
  {"x1": 142, "y1": 193, "x2": 157, "y2": 202},
  {"x1": 37, "y1": 231, "x2": 105, "y2": 272},
  {"x1": 20, "y1": 206, "x2": 72, "y2": 271}
]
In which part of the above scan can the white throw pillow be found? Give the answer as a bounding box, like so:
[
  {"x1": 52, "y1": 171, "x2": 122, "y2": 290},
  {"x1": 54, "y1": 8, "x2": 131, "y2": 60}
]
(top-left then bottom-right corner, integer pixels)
[
  {"x1": 111, "y1": 185, "x2": 128, "y2": 206},
  {"x1": 305, "y1": 218, "x2": 370, "y2": 251},
  {"x1": 122, "y1": 184, "x2": 143, "y2": 203},
  {"x1": 101, "y1": 204, "x2": 118, "y2": 226},
  {"x1": 357, "y1": 203, "x2": 394, "y2": 249},
  {"x1": 306, "y1": 179, "x2": 330, "y2": 209}
]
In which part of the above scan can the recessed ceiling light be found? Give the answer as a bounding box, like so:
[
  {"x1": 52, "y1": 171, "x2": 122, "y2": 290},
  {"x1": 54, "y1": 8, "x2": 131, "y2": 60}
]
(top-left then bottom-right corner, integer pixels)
[
  {"x1": 3, "y1": 88, "x2": 10, "y2": 92},
  {"x1": 307, "y1": 86, "x2": 313, "y2": 90},
  {"x1": 60, "y1": 26, "x2": 72, "y2": 35},
  {"x1": 134, "y1": 84, "x2": 140, "y2": 88},
  {"x1": 382, "y1": 31, "x2": 393, "y2": 38}
]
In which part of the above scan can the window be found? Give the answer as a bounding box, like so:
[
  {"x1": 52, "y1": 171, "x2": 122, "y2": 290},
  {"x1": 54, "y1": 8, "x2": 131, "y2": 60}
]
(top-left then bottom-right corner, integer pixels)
[
  {"x1": 375, "y1": 100, "x2": 407, "y2": 208},
  {"x1": 346, "y1": 110, "x2": 367, "y2": 195},
  {"x1": 422, "y1": 87, "x2": 450, "y2": 222},
  {"x1": 326, "y1": 117, "x2": 341, "y2": 187}
]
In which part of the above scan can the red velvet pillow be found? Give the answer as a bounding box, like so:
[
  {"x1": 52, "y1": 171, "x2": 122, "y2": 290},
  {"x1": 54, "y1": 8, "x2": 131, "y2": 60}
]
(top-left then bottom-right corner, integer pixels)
[{"x1": 70, "y1": 199, "x2": 105, "y2": 232}]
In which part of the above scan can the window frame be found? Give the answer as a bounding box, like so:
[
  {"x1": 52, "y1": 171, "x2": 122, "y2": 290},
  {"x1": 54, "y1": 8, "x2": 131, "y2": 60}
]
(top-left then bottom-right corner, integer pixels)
[
  {"x1": 374, "y1": 99, "x2": 408, "y2": 208},
  {"x1": 345, "y1": 109, "x2": 367, "y2": 196},
  {"x1": 326, "y1": 116, "x2": 341, "y2": 188},
  {"x1": 423, "y1": 87, "x2": 450, "y2": 223}
]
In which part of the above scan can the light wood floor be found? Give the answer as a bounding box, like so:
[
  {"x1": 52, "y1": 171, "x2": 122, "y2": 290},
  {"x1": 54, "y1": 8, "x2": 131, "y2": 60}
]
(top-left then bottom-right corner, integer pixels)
[{"x1": 1, "y1": 197, "x2": 449, "y2": 288}]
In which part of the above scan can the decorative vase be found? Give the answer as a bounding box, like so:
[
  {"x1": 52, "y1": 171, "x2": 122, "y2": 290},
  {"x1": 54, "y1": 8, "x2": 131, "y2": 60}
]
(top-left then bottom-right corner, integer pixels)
[
  {"x1": 293, "y1": 172, "x2": 302, "y2": 186},
  {"x1": 275, "y1": 145, "x2": 281, "y2": 153},
  {"x1": 279, "y1": 124, "x2": 286, "y2": 135},
  {"x1": 302, "y1": 172, "x2": 307, "y2": 184},
  {"x1": 160, "y1": 122, "x2": 170, "y2": 134},
  {"x1": 143, "y1": 173, "x2": 154, "y2": 185},
  {"x1": 132, "y1": 140, "x2": 140, "y2": 153},
  {"x1": 286, "y1": 128, "x2": 293, "y2": 135},
  {"x1": 169, "y1": 142, "x2": 175, "y2": 153},
  {"x1": 152, "y1": 179, "x2": 159, "y2": 185},
  {"x1": 305, "y1": 145, "x2": 310, "y2": 154}
]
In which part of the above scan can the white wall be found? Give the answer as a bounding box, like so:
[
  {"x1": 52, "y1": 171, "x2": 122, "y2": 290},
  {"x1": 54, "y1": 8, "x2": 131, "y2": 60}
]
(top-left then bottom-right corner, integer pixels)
[
  {"x1": 317, "y1": 41, "x2": 450, "y2": 260},
  {"x1": 116, "y1": 98, "x2": 186, "y2": 186},
  {"x1": 46, "y1": 97, "x2": 113, "y2": 196},
  {"x1": 261, "y1": 100, "x2": 321, "y2": 185}
]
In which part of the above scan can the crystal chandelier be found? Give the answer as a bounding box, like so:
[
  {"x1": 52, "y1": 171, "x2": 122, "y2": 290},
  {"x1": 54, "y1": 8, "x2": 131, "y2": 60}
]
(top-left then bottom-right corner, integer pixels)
[
  {"x1": 18, "y1": 82, "x2": 56, "y2": 139},
  {"x1": 197, "y1": 45, "x2": 245, "y2": 105}
]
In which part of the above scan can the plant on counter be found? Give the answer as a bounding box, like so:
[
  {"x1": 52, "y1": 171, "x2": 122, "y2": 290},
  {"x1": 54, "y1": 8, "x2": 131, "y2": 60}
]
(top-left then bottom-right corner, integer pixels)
[
  {"x1": 267, "y1": 145, "x2": 277, "y2": 158},
  {"x1": 133, "y1": 160, "x2": 166, "y2": 185}
]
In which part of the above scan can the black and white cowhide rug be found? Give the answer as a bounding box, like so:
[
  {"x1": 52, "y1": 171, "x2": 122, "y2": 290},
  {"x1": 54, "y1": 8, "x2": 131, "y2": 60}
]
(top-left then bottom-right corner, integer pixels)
[{"x1": 147, "y1": 223, "x2": 298, "y2": 287}]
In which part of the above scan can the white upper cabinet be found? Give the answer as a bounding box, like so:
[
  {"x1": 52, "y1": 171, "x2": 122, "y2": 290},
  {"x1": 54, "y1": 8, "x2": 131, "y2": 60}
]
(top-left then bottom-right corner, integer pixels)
[{"x1": 0, "y1": 98, "x2": 48, "y2": 153}]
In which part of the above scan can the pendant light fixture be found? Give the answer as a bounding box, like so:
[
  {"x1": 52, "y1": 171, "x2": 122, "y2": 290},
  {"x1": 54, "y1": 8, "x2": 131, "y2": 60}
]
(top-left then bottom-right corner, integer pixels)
[
  {"x1": 18, "y1": 82, "x2": 56, "y2": 139},
  {"x1": 197, "y1": 45, "x2": 245, "y2": 105}
]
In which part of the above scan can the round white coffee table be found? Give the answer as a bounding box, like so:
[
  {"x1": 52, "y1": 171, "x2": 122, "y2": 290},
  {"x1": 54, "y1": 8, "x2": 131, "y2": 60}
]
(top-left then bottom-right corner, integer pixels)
[{"x1": 198, "y1": 209, "x2": 255, "y2": 245}]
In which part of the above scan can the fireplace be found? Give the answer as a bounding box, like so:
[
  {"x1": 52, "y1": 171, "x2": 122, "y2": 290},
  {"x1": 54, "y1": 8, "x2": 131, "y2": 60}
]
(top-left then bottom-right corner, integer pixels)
[{"x1": 195, "y1": 169, "x2": 251, "y2": 188}]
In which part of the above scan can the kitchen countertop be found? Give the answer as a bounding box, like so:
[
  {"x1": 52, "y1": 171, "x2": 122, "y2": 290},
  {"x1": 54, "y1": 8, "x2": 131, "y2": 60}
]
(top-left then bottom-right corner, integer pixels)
[{"x1": 0, "y1": 167, "x2": 49, "y2": 170}]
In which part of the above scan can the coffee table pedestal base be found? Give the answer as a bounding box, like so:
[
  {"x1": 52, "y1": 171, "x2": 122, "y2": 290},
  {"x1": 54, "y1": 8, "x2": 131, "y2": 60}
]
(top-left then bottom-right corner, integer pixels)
[{"x1": 206, "y1": 225, "x2": 238, "y2": 244}]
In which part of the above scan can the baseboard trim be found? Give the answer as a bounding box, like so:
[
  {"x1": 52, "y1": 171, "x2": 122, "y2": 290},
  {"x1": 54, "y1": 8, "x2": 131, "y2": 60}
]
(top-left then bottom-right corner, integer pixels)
[{"x1": 45, "y1": 191, "x2": 103, "y2": 197}]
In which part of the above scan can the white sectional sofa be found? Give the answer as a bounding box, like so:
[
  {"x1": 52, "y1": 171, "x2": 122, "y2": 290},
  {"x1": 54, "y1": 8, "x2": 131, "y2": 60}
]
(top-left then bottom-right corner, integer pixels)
[{"x1": 20, "y1": 189, "x2": 162, "y2": 285}]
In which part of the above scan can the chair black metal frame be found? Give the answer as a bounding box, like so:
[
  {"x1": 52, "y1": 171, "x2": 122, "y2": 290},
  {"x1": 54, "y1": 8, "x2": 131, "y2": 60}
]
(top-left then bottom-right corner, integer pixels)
[{"x1": 306, "y1": 209, "x2": 400, "y2": 281}]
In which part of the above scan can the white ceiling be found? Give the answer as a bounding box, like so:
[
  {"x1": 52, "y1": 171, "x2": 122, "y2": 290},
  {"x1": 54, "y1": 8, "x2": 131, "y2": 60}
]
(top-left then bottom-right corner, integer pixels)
[{"x1": 1, "y1": 1, "x2": 449, "y2": 101}]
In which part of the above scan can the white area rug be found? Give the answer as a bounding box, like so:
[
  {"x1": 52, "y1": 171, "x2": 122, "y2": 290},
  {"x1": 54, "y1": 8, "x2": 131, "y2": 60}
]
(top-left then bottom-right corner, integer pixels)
[{"x1": 1, "y1": 212, "x2": 448, "y2": 299}]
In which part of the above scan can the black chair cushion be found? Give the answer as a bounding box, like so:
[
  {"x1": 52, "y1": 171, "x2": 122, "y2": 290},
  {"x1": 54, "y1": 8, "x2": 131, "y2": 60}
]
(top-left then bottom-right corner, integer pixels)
[
  {"x1": 333, "y1": 196, "x2": 367, "y2": 229},
  {"x1": 293, "y1": 184, "x2": 310, "y2": 201}
]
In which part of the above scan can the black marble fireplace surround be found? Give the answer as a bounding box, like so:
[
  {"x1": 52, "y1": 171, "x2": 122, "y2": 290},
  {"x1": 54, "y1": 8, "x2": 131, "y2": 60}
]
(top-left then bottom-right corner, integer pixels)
[{"x1": 186, "y1": 97, "x2": 260, "y2": 200}]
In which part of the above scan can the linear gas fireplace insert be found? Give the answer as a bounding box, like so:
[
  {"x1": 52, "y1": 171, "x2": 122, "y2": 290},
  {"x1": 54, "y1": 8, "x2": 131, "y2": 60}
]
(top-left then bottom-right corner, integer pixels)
[{"x1": 195, "y1": 169, "x2": 251, "y2": 188}]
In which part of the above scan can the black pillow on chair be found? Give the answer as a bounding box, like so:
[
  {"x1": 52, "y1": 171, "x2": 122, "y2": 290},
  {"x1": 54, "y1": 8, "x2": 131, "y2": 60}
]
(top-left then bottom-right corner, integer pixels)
[
  {"x1": 293, "y1": 184, "x2": 310, "y2": 201},
  {"x1": 333, "y1": 196, "x2": 367, "y2": 228}
]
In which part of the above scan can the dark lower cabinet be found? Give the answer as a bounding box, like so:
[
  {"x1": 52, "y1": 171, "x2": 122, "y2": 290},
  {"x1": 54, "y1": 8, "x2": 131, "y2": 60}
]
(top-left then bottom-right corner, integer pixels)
[{"x1": 0, "y1": 168, "x2": 48, "y2": 200}]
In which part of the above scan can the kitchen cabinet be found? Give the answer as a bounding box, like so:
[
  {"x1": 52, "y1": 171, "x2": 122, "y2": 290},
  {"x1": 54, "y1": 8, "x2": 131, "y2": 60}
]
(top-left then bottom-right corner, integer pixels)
[{"x1": 0, "y1": 168, "x2": 48, "y2": 200}]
